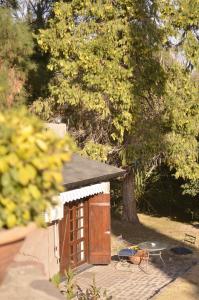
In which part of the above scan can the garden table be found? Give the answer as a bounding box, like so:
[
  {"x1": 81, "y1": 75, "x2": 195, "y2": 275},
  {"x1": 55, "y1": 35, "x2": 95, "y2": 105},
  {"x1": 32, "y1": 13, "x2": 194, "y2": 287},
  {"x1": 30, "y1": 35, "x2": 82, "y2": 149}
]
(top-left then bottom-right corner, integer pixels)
[{"x1": 137, "y1": 241, "x2": 167, "y2": 266}]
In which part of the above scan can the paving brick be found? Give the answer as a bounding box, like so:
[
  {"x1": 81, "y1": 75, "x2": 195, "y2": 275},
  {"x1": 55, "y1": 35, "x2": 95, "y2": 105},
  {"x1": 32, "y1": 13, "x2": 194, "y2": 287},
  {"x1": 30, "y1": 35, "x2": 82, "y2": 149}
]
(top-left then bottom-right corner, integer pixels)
[{"x1": 74, "y1": 256, "x2": 195, "y2": 300}]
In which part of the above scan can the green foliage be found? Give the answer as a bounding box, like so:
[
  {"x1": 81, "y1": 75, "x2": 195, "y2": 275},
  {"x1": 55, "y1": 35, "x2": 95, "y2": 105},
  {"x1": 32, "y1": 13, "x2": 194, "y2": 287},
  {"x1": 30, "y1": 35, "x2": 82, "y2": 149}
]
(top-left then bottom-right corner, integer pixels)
[
  {"x1": 0, "y1": 108, "x2": 74, "y2": 229},
  {"x1": 0, "y1": 65, "x2": 9, "y2": 104},
  {"x1": 0, "y1": 8, "x2": 33, "y2": 66},
  {"x1": 37, "y1": 1, "x2": 137, "y2": 143},
  {"x1": 36, "y1": 0, "x2": 165, "y2": 166},
  {"x1": 64, "y1": 268, "x2": 76, "y2": 300},
  {"x1": 0, "y1": 7, "x2": 33, "y2": 108},
  {"x1": 50, "y1": 272, "x2": 62, "y2": 288},
  {"x1": 182, "y1": 181, "x2": 199, "y2": 197},
  {"x1": 36, "y1": 0, "x2": 199, "y2": 202},
  {"x1": 158, "y1": 0, "x2": 199, "y2": 195},
  {"x1": 138, "y1": 166, "x2": 199, "y2": 221},
  {"x1": 82, "y1": 141, "x2": 111, "y2": 162},
  {"x1": 77, "y1": 276, "x2": 112, "y2": 300},
  {"x1": 61, "y1": 269, "x2": 112, "y2": 300},
  {"x1": 30, "y1": 97, "x2": 55, "y2": 120},
  {"x1": 159, "y1": 0, "x2": 199, "y2": 69},
  {"x1": 163, "y1": 61, "x2": 199, "y2": 193},
  {"x1": 131, "y1": 0, "x2": 199, "y2": 196}
]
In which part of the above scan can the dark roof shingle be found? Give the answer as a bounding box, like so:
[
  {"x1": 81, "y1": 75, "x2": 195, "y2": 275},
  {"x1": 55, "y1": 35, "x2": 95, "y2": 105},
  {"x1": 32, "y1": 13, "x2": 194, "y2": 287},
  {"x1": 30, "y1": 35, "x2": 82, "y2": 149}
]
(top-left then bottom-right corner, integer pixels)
[{"x1": 62, "y1": 154, "x2": 125, "y2": 189}]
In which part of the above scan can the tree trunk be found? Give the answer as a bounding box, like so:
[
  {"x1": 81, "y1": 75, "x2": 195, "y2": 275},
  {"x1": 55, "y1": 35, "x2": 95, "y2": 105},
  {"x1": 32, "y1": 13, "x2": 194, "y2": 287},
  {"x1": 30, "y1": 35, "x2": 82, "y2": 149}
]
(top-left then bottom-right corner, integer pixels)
[{"x1": 122, "y1": 168, "x2": 139, "y2": 224}]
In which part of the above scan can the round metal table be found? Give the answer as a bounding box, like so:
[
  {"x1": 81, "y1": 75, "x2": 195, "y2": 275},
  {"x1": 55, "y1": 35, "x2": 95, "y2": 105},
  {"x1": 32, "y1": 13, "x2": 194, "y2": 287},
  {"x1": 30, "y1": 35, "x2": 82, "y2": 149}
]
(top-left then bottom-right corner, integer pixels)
[{"x1": 137, "y1": 241, "x2": 167, "y2": 265}]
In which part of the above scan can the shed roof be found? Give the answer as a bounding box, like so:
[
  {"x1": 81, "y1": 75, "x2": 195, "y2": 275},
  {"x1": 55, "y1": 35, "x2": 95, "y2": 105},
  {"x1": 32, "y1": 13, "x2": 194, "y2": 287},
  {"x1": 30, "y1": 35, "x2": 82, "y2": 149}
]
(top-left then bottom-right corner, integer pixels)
[{"x1": 62, "y1": 154, "x2": 125, "y2": 189}]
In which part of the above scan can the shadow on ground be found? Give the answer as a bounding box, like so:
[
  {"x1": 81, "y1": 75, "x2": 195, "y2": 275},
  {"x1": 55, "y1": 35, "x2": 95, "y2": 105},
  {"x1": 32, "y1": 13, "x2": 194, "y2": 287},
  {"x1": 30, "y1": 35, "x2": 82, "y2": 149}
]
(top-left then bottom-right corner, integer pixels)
[
  {"x1": 31, "y1": 280, "x2": 63, "y2": 299},
  {"x1": 111, "y1": 217, "x2": 199, "y2": 298}
]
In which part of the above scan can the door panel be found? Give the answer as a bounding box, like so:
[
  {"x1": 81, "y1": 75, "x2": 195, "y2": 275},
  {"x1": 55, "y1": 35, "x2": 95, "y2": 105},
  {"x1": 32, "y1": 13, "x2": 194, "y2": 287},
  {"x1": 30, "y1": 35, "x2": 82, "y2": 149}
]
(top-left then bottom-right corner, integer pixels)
[
  {"x1": 59, "y1": 204, "x2": 70, "y2": 274},
  {"x1": 59, "y1": 200, "x2": 88, "y2": 274},
  {"x1": 89, "y1": 194, "x2": 111, "y2": 264}
]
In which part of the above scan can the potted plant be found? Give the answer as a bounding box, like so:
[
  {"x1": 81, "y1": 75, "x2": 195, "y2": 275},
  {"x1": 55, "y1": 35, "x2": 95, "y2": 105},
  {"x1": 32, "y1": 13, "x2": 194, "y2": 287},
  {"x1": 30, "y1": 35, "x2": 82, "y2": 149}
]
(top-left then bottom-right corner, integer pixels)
[{"x1": 0, "y1": 108, "x2": 74, "y2": 283}]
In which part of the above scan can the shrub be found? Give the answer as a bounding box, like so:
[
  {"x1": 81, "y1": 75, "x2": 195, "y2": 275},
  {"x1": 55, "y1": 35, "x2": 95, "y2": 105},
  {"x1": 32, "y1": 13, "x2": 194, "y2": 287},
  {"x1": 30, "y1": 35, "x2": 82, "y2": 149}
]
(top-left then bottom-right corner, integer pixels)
[
  {"x1": 0, "y1": 108, "x2": 74, "y2": 229},
  {"x1": 61, "y1": 268, "x2": 111, "y2": 300},
  {"x1": 51, "y1": 272, "x2": 62, "y2": 288},
  {"x1": 63, "y1": 268, "x2": 76, "y2": 300},
  {"x1": 77, "y1": 276, "x2": 112, "y2": 300}
]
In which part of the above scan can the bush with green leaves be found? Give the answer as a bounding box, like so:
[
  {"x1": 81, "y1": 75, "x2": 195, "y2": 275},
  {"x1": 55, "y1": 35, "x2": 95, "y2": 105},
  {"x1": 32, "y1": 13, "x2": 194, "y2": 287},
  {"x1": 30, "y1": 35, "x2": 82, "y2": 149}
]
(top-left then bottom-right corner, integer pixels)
[
  {"x1": 63, "y1": 268, "x2": 76, "y2": 300},
  {"x1": 82, "y1": 141, "x2": 111, "y2": 163},
  {"x1": 0, "y1": 108, "x2": 74, "y2": 229},
  {"x1": 0, "y1": 8, "x2": 33, "y2": 108}
]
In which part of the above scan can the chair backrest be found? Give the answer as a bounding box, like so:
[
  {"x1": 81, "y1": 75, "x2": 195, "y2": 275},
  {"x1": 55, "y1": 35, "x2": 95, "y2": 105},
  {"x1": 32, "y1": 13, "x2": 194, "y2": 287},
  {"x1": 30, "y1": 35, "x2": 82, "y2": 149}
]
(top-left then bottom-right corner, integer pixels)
[
  {"x1": 135, "y1": 250, "x2": 149, "y2": 259},
  {"x1": 184, "y1": 233, "x2": 196, "y2": 245}
]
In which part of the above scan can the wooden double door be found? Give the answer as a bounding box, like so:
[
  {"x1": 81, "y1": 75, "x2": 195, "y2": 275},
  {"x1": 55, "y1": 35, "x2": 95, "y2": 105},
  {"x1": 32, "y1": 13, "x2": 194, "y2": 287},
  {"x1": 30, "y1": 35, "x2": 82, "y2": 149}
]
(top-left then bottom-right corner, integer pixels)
[{"x1": 59, "y1": 194, "x2": 110, "y2": 273}]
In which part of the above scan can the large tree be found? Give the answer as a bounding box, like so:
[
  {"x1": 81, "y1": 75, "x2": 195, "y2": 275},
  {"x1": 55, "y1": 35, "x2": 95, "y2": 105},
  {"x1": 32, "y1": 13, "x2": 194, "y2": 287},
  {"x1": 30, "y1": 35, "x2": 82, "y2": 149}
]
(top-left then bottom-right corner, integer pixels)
[
  {"x1": 35, "y1": 0, "x2": 199, "y2": 222},
  {"x1": 159, "y1": 0, "x2": 199, "y2": 196},
  {"x1": 36, "y1": 0, "x2": 167, "y2": 223}
]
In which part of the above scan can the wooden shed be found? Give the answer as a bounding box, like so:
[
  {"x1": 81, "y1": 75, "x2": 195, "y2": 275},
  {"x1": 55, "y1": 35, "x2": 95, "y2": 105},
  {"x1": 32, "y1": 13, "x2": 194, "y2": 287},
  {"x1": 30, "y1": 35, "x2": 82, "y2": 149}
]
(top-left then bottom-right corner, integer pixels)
[{"x1": 18, "y1": 153, "x2": 124, "y2": 278}]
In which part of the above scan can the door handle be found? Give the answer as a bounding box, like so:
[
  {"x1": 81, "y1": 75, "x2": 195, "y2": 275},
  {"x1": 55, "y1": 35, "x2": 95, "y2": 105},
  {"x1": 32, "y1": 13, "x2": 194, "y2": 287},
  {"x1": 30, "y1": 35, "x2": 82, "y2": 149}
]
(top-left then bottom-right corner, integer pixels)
[{"x1": 105, "y1": 231, "x2": 110, "y2": 234}]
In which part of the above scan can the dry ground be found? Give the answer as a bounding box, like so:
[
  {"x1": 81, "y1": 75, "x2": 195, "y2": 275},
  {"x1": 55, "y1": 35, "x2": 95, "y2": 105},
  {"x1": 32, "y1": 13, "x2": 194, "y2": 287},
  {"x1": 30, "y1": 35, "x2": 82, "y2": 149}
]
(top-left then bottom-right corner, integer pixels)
[{"x1": 111, "y1": 213, "x2": 199, "y2": 253}]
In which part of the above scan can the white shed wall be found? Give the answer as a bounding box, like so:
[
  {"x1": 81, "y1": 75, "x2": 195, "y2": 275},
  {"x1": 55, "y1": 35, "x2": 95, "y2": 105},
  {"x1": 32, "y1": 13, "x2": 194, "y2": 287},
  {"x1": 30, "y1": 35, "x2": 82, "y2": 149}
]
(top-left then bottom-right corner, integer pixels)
[
  {"x1": 16, "y1": 182, "x2": 110, "y2": 279},
  {"x1": 16, "y1": 223, "x2": 59, "y2": 279}
]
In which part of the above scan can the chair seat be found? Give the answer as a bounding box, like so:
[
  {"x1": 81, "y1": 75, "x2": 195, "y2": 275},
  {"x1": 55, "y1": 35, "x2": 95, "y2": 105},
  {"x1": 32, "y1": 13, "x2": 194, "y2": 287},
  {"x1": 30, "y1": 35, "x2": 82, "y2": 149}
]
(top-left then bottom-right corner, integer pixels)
[{"x1": 118, "y1": 248, "x2": 137, "y2": 257}]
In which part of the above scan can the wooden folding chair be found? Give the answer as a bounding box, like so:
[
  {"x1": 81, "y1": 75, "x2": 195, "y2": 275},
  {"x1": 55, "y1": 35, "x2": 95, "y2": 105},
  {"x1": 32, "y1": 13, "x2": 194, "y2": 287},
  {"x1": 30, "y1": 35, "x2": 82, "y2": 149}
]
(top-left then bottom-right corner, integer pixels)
[{"x1": 129, "y1": 250, "x2": 149, "y2": 273}]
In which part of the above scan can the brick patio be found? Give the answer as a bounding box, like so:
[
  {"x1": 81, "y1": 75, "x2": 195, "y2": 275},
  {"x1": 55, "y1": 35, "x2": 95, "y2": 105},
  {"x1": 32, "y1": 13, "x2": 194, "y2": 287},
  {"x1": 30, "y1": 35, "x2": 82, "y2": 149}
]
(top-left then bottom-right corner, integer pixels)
[{"x1": 74, "y1": 254, "x2": 196, "y2": 300}]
